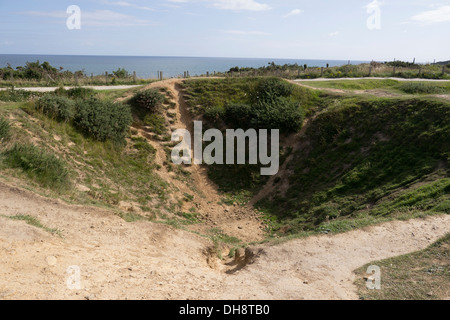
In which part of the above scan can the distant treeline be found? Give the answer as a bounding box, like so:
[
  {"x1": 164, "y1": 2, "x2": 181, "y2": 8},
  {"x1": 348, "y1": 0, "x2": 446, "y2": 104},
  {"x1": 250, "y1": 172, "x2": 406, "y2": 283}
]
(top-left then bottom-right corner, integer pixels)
[{"x1": 0, "y1": 60, "x2": 129, "y2": 81}]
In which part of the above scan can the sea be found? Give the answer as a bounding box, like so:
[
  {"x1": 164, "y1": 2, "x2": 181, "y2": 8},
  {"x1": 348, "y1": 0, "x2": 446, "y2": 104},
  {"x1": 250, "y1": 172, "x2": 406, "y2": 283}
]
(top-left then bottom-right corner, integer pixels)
[{"x1": 0, "y1": 54, "x2": 369, "y2": 79}]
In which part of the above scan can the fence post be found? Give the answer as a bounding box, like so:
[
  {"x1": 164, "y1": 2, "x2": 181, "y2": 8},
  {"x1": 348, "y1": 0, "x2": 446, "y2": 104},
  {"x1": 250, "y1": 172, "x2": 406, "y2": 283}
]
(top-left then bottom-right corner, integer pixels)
[
  {"x1": 105, "y1": 72, "x2": 108, "y2": 84},
  {"x1": 91, "y1": 73, "x2": 94, "y2": 83},
  {"x1": 133, "y1": 71, "x2": 136, "y2": 83},
  {"x1": 160, "y1": 71, "x2": 163, "y2": 80},
  {"x1": 206, "y1": 71, "x2": 209, "y2": 77},
  {"x1": 75, "y1": 73, "x2": 78, "y2": 85}
]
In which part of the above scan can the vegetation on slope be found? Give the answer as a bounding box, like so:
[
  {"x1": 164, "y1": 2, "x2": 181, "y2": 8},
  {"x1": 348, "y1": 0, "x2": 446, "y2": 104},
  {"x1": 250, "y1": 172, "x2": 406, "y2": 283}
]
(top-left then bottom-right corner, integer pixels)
[
  {"x1": 182, "y1": 77, "x2": 449, "y2": 236},
  {"x1": 354, "y1": 233, "x2": 449, "y2": 300}
]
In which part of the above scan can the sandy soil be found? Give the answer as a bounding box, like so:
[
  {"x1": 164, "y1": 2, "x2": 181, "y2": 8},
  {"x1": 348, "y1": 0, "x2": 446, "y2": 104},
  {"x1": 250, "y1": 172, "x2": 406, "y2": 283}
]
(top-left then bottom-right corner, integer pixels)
[
  {"x1": 0, "y1": 180, "x2": 448, "y2": 300},
  {"x1": 0, "y1": 78, "x2": 449, "y2": 300}
]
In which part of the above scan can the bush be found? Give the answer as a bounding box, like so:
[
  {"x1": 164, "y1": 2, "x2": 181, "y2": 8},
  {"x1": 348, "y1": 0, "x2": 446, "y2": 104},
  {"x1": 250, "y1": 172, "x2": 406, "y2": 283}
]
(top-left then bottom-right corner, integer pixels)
[
  {"x1": 75, "y1": 97, "x2": 132, "y2": 143},
  {"x1": 3, "y1": 143, "x2": 69, "y2": 188},
  {"x1": 250, "y1": 77, "x2": 294, "y2": 103},
  {"x1": 398, "y1": 83, "x2": 445, "y2": 94},
  {"x1": 132, "y1": 89, "x2": 165, "y2": 112},
  {"x1": 251, "y1": 98, "x2": 304, "y2": 132},
  {"x1": 113, "y1": 68, "x2": 128, "y2": 79},
  {"x1": 0, "y1": 117, "x2": 11, "y2": 141},
  {"x1": 35, "y1": 94, "x2": 76, "y2": 122},
  {"x1": 67, "y1": 87, "x2": 95, "y2": 99}
]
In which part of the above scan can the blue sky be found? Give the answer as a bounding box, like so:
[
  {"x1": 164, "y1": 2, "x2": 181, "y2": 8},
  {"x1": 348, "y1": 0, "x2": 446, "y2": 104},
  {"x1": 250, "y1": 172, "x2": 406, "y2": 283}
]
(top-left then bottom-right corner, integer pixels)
[{"x1": 0, "y1": 0, "x2": 449, "y2": 62}]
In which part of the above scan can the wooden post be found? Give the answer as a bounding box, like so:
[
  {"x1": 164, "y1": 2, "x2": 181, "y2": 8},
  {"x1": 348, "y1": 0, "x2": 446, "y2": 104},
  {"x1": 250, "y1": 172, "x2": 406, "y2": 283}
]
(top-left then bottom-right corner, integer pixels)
[
  {"x1": 160, "y1": 71, "x2": 163, "y2": 80},
  {"x1": 105, "y1": 72, "x2": 108, "y2": 84},
  {"x1": 133, "y1": 71, "x2": 136, "y2": 83},
  {"x1": 320, "y1": 67, "x2": 324, "y2": 77},
  {"x1": 75, "y1": 73, "x2": 78, "y2": 85},
  {"x1": 91, "y1": 73, "x2": 94, "y2": 83},
  {"x1": 206, "y1": 71, "x2": 209, "y2": 77}
]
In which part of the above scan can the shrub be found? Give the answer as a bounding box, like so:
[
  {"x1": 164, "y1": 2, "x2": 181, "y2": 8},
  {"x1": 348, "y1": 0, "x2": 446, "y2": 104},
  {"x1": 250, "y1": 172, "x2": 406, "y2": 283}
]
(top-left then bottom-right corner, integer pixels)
[
  {"x1": 3, "y1": 143, "x2": 69, "y2": 188},
  {"x1": 0, "y1": 117, "x2": 11, "y2": 141},
  {"x1": 225, "y1": 99, "x2": 304, "y2": 133},
  {"x1": 204, "y1": 105, "x2": 226, "y2": 122},
  {"x1": 250, "y1": 78, "x2": 294, "y2": 103},
  {"x1": 113, "y1": 68, "x2": 128, "y2": 79},
  {"x1": 251, "y1": 97, "x2": 304, "y2": 132},
  {"x1": 35, "y1": 94, "x2": 76, "y2": 122},
  {"x1": 75, "y1": 97, "x2": 132, "y2": 143},
  {"x1": 132, "y1": 89, "x2": 165, "y2": 112},
  {"x1": 224, "y1": 103, "x2": 254, "y2": 128},
  {"x1": 0, "y1": 88, "x2": 39, "y2": 102},
  {"x1": 66, "y1": 87, "x2": 95, "y2": 99}
]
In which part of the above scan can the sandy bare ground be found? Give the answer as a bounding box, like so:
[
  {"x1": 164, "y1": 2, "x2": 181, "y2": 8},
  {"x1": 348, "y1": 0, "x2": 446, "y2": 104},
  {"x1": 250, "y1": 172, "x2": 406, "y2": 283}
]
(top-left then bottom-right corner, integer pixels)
[
  {"x1": 0, "y1": 78, "x2": 449, "y2": 300},
  {"x1": 0, "y1": 180, "x2": 448, "y2": 300}
]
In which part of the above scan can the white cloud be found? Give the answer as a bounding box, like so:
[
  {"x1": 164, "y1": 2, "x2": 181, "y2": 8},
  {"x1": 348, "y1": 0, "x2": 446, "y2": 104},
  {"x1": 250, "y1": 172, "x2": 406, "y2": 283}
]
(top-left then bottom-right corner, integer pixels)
[
  {"x1": 223, "y1": 29, "x2": 271, "y2": 35},
  {"x1": 22, "y1": 10, "x2": 155, "y2": 27},
  {"x1": 213, "y1": 0, "x2": 270, "y2": 11},
  {"x1": 329, "y1": 31, "x2": 339, "y2": 37},
  {"x1": 411, "y1": 5, "x2": 450, "y2": 23},
  {"x1": 283, "y1": 9, "x2": 303, "y2": 18},
  {"x1": 101, "y1": 0, "x2": 154, "y2": 11},
  {"x1": 167, "y1": 0, "x2": 271, "y2": 11}
]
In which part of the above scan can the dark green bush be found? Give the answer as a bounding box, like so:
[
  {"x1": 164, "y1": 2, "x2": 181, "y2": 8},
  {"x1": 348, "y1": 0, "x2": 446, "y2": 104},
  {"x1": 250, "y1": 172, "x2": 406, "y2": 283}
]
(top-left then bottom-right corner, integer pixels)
[
  {"x1": 132, "y1": 89, "x2": 165, "y2": 112},
  {"x1": 250, "y1": 77, "x2": 294, "y2": 103},
  {"x1": 67, "y1": 87, "x2": 95, "y2": 99},
  {"x1": 251, "y1": 97, "x2": 304, "y2": 132},
  {"x1": 113, "y1": 68, "x2": 128, "y2": 79},
  {"x1": 35, "y1": 94, "x2": 76, "y2": 122},
  {"x1": 225, "y1": 98, "x2": 304, "y2": 133},
  {"x1": 0, "y1": 117, "x2": 11, "y2": 141},
  {"x1": 3, "y1": 143, "x2": 69, "y2": 188},
  {"x1": 75, "y1": 97, "x2": 132, "y2": 143},
  {"x1": 0, "y1": 88, "x2": 40, "y2": 102}
]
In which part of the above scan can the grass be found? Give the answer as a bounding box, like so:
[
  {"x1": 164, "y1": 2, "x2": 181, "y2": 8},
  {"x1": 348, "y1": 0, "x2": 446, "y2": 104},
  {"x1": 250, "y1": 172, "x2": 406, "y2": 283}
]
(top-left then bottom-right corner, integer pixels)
[
  {"x1": 182, "y1": 78, "x2": 450, "y2": 237},
  {"x1": 0, "y1": 117, "x2": 11, "y2": 141},
  {"x1": 0, "y1": 90, "x2": 170, "y2": 212},
  {"x1": 354, "y1": 233, "x2": 450, "y2": 300},
  {"x1": 2, "y1": 214, "x2": 61, "y2": 235},
  {"x1": 2, "y1": 143, "x2": 70, "y2": 189},
  {"x1": 256, "y1": 96, "x2": 449, "y2": 234},
  {"x1": 298, "y1": 79, "x2": 401, "y2": 90},
  {"x1": 297, "y1": 79, "x2": 450, "y2": 95}
]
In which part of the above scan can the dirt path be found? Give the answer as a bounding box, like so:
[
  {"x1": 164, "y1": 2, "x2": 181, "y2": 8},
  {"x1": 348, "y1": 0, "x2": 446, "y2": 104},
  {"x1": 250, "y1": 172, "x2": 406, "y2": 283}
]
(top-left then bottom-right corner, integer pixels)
[
  {"x1": 0, "y1": 179, "x2": 448, "y2": 300},
  {"x1": 126, "y1": 79, "x2": 265, "y2": 243}
]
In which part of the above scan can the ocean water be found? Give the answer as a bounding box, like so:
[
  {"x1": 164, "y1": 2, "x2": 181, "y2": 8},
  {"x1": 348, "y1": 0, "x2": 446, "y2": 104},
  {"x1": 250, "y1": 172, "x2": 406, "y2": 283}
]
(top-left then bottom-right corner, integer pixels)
[{"x1": 0, "y1": 54, "x2": 369, "y2": 79}]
